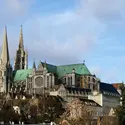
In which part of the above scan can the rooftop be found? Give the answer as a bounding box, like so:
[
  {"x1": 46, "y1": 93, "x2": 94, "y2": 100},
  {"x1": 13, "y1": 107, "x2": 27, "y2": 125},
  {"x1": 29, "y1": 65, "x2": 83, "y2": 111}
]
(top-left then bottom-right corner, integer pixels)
[
  {"x1": 13, "y1": 62, "x2": 91, "y2": 81},
  {"x1": 100, "y1": 82, "x2": 120, "y2": 95}
]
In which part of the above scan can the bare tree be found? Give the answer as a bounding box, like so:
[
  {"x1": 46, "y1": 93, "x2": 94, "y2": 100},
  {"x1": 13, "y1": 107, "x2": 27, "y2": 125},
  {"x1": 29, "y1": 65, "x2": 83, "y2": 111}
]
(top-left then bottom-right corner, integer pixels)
[{"x1": 60, "y1": 99, "x2": 96, "y2": 125}]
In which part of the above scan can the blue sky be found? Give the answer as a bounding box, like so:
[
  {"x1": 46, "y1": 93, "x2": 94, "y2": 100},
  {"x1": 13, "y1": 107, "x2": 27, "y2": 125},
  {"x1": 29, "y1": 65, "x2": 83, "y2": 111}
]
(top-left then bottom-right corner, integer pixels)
[{"x1": 0, "y1": 0, "x2": 125, "y2": 83}]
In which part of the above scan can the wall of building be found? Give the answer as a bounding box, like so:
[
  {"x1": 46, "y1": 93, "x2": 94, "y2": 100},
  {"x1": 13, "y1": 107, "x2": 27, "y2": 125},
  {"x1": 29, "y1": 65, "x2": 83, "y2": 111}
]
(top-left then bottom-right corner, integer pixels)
[
  {"x1": 88, "y1": 93, "x2": 103, "y2": 106},
  {"x1": 50, "y1": 91, "x2": 58, "y2": 96},
  {"x1": 89, "y1": 93, "x2": 120, "y2": 115},
  {"x1": 102, "y1": 94, "x2": 120, "y2": 114}
]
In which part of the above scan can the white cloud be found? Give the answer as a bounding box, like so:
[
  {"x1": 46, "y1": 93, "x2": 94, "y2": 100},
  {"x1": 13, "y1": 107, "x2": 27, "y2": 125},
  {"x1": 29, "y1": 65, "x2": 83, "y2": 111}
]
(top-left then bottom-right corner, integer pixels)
[
  {"x1": 0, "y1": 0, "x2": 124, "y2": 82},
  {"x1": 22, "y1": 5, "x2": 103, "y2": 64},
  {"x1": 79, "y1": 0, "x2": 125, "y2": 21},
  {"x1": 4, "y1": 0, "x2": 124, "y2": 66},
  {"x1": 0, "y1": 0, "x2": 35, "y2": 26}
]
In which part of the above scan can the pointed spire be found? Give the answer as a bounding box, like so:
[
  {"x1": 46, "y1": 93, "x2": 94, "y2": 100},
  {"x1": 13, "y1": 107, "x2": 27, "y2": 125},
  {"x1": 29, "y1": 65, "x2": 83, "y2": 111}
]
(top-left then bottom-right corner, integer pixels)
[
  {"x1": 44, "y1": 60, "x2": 47, "y2": 68},
  {"x1": 1, "y1": 26, "x2": 10, "y2": 64},
  {"x1": 33, "y1": 59, "x2": 36, "y2": 69},
  {"x1": 19, "y1": 25, "x2": 24, "y2": 50}
]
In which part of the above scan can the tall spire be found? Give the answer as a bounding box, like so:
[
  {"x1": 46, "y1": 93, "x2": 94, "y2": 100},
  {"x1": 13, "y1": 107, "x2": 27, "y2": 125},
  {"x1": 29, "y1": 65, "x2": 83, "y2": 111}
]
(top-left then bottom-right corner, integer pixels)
[
  {"x1": 19, "y1": 25, "x2": 24, "y2": 50},
  {"x1": 14, "y1": 25, "x2": 28, "y2": 70},
  {"x1": 1, "y1": 26, "x2": 10, "y2": 64}
]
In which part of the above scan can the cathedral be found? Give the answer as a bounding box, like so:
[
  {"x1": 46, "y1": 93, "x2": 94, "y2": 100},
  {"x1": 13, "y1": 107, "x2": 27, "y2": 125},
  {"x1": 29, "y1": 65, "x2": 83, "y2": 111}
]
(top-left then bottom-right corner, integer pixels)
[
  {"x1": 0, "y1": 25, "x2": 98, "y2": 93},
  {"x1": 0, "y1": 26, "x2": 98, "y2": 94},
  {"x1": 0, "y1": 26, "x2": 120, "y2": 115}
]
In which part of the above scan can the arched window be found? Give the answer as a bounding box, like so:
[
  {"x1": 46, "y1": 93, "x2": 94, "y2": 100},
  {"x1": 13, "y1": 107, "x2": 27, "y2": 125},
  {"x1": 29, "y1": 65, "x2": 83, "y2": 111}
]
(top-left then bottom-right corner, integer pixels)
[
  {"x1": 71, "y1": 77, "x2": 72, "y2": 85},
  {"x1": 64, "y1": 77, "x2": 66, "y2": 84},
  {"x1": 0, "y1": 71, "x2": 2, "y2": 76},
  {"x1": 68, "y1": 77, "x2": 70, "y2": 86},
  {"x1": 93, "y1": 78, "x2": 95, "y2": 82},
  {"x1": 47, "y1": 76, "x2": 49, "y2": 87},
  {"x1": 88, "y1": 77, "x2": 90, "y2": 82}
]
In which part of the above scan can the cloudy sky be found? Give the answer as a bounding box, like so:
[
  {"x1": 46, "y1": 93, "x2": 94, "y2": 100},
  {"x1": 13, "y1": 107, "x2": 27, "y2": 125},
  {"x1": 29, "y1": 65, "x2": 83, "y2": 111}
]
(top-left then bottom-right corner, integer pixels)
[{"x1": 0, "y1": 0, "x2": 125, "y2": 83}]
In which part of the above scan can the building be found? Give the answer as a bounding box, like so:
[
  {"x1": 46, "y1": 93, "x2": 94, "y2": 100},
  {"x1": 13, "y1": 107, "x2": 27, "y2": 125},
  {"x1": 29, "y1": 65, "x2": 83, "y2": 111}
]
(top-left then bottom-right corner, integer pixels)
[
  {"x1": 88, "y1": 82, "x2": 120, "y2": 115},
  {"x1": 112, "y1": 83, "x2": 124, "y2": 95},
  {"x1": 0, "y1": 26, "x2": 121, "y2": 116}
]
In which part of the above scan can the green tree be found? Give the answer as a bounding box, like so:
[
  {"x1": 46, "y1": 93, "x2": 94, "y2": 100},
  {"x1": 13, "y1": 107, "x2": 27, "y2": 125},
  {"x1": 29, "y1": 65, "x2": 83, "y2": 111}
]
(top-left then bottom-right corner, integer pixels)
[
  {"x1": 38, "y1": 96, "x2": 65, "y2": 123},
  {"x1": 0, "y1": 101, "x2": 20, "y2": 123},
  {"x1": 116, "y1": 85, "x2": 125, "y2": 125}
]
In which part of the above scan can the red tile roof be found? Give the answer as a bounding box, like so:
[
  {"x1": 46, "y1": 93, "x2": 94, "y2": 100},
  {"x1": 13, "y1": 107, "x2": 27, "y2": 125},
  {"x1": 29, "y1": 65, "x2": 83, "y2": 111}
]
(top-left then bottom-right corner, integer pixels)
[{"x1": 112, "y1": 83, "x2": 123, "y2": 89}]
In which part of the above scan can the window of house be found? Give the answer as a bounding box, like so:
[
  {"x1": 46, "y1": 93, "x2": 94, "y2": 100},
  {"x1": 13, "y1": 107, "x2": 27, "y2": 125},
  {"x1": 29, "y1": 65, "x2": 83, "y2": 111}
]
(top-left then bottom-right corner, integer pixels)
[{"x1": 88, "y1": 77, "x2": 90, "y2": 82}]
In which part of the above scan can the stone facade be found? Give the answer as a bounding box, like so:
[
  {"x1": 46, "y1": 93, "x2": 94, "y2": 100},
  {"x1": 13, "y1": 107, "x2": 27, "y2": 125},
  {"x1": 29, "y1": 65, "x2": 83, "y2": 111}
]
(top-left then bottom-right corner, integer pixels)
[{"x1": 26, "y1": 61, "x2": 55, "y2": 95}]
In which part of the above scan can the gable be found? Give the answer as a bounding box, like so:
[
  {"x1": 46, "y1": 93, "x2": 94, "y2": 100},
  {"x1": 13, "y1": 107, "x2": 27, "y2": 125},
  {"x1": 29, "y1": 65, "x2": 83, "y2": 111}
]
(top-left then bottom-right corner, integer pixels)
[
  {"x1": 13, "y1": 69, "x2": 33, "y2": 81},
  {"x1": 41, "y1": 62, "x2": 57, "y2": 73},
  {"x1": 58, "y1": 84, "x2": 66, "y2": 92},
  {"x1": 37, "y1": 62, "x2": 44, "y2": 70}
]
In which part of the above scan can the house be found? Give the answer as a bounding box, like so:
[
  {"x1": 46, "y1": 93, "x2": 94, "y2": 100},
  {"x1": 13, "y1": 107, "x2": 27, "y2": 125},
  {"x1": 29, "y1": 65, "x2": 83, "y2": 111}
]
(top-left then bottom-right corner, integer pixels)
[{"x1": 88, "y1": 82, "x2": 120, "y2": 115}]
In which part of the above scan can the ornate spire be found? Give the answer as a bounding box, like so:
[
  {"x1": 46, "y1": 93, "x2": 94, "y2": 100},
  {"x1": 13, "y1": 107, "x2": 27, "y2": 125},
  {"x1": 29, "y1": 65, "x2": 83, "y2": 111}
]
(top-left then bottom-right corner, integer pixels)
[
  {"x1": 19, "y1": 25, "x2": 24, "y2": 50},
  {"x1": 0, "y1": 26, "x2": 10, "y2": 64}
]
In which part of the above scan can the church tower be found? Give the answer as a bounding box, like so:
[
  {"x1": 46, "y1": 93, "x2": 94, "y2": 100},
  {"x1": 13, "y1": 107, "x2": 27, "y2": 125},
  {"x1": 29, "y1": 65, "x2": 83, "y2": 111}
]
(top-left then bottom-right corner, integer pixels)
[
  {"x1": 14, "y1": 25, "x2": 28, "y2": 70},
  {"x1": 0, "y1": 26, "x2": 12, "y2": 92}
]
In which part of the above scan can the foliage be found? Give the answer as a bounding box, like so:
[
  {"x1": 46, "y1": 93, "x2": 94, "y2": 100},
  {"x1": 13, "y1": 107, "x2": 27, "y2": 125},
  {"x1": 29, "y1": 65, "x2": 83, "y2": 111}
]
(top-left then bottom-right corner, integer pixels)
[
  {"x1": 0, "y1": 95, "x2": 65, "y2": 124},
  {"x1": 38, "y1": 96, "x2": 65, "y2": 122},
  {"x1": 99, "y1": 116, "x2": 118, "y2": 125},
  {"x1": 116, "y1": 85, "x2": 125, "y2": 125},
  {"x1": 0, "y1": 101, "x2": 20, "y2": 123}
]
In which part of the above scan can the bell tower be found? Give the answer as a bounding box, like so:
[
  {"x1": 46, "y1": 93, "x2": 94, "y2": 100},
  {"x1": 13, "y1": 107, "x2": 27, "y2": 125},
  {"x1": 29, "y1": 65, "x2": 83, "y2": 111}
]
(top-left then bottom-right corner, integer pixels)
[{"x1": 14, "y1": 25, "x2": 28, "y2": 70}]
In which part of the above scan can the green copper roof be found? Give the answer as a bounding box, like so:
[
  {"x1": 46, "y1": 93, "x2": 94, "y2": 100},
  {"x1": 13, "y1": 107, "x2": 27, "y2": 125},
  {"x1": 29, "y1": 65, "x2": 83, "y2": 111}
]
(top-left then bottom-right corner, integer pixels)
[
  {"x1": 13, "y1": 69, "x2": 33, "y2": 81},
  {"x1": 41, "y1": 62, "x2": 57, "y2": 73},
  {"x1": 13, "y1": 63, "x2": 91, "y2": 81},
  {"x1": 57, "y1": 63, "x2": 91, "y2": 78}
]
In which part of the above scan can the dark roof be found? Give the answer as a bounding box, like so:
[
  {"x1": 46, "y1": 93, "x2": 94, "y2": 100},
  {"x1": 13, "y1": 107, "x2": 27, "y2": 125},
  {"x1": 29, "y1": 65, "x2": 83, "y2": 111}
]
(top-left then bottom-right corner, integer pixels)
[{"x1": 100, "y1": 82, "x2": 120, "y2": 95}]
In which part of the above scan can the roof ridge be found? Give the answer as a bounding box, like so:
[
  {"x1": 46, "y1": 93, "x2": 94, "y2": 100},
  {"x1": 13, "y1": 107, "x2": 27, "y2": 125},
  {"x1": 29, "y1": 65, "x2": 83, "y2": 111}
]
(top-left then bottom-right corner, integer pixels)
[
  {"x1": 41, "y1": 61, "x2": 57, "y2": 67},
  {"x1": 100, "y1": 82, "x2": 111, "y2": 85},
  {"x1": 58, "y1": 63, "x2": 85, "y2": 67},
  {"x1": 15, "y1": 68, "x2": 33, "y2": 71}
]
